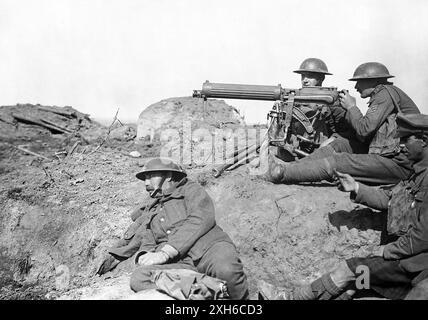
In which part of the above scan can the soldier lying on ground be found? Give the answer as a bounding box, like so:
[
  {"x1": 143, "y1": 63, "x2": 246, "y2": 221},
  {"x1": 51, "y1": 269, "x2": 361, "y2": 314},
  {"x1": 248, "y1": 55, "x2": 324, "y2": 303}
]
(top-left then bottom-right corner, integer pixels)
[
  {"x1": 97, "y1": 157, "x2": 249, "y2": 300},
  {"x1": 259, "y1": 113, "x2": 428, "y2": 300},
  {"x1": 264, "y1": 62, "x2": 420, "y2": 185}
]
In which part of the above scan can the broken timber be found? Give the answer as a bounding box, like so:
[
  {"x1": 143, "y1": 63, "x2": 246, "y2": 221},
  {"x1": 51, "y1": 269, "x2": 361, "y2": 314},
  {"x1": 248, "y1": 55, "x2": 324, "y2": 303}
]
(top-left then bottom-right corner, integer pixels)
[
  {"x1": 12, "y1": 113, "x2": 73, "y2": 134},
  {"x1": 37, "y1": 106, "x2": 78, "y2": 118}
]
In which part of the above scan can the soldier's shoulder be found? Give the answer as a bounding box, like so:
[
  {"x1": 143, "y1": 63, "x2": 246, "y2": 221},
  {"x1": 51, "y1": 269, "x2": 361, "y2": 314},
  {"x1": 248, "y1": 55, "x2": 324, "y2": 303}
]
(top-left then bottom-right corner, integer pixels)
[
  {"x1": 420, "y1": 170, "x2": 428, "y2": 189},
  {"x1": 183, "y1": 179, "x2": 205, "y2": 191},
  {"x1": 373, "y1": 85, "x2": 391, "y2": 98},
  {"x1": 182, "y1": 179, "x2": 210, "y2": 197},
  {"x1": 369, "y1": 86, "x2": 394, "y2": 106}
]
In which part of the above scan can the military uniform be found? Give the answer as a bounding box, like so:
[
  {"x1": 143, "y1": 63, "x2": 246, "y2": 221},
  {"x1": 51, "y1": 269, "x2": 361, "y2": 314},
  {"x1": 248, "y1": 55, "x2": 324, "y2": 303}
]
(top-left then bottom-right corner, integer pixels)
[
  {"x1": 345, "y1": 157, "x2": 428, "y2": 299},
  {"x1": 290, "y1": 58, "x2": 358, "y2": 157},
  {"x1": 105, "y1": 178, "x2": 249, "y2": 300},
  {"x1": 259, "y1": 113, "x2": 428, "y2": 300},
  {"x1": 269, "y1": 64, "x2": 420, "y2": 185}
]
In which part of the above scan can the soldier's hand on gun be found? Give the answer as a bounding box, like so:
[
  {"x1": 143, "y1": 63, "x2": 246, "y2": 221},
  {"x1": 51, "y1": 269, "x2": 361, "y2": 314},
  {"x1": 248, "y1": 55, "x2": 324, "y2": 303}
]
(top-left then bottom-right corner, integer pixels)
[
  {"x1": 137, "y1": 251, "x2": 169, "y2": 266},
  {"x1": 333, "y1": 170, "x2": 359, "y2": 193},
  {"x1": 338, "y1": 90, "x2": 356, "y2": 110}
]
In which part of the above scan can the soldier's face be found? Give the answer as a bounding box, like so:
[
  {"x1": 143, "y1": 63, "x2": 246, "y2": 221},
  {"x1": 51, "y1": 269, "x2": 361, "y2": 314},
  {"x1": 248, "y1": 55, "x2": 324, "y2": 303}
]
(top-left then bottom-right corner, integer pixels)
[
  {"x1": 400, "y1": 135, "x2": 426, "y2": 162},
  {"x1": 354, "y1": 79, "x2": 377, "y2": 98},
  {"x1": 144, "y1": 172, "x2": 166, "y2": 192},
  {"x1": 301, "y1": 73, "x2": 323, "y2": 87}
]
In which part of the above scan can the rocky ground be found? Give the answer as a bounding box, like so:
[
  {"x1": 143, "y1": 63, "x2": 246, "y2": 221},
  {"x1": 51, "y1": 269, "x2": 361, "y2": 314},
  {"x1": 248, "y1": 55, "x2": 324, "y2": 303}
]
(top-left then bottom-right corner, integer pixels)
[{"x1": 0, "y1": 102, "x2": 426, "y2": 300}]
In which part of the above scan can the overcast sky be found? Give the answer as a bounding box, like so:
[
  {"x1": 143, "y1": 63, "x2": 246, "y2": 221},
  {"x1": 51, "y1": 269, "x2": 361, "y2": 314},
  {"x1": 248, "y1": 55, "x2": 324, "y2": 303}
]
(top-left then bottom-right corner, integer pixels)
[{"x1": 1, "y1": 0, "x2": 428, "y2": 124}]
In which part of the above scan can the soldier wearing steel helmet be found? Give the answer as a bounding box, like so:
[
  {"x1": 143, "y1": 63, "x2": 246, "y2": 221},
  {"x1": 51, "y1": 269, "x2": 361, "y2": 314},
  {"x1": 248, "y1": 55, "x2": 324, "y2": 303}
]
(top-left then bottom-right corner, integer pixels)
[
  {"x1": 293, "y1": 58, "x2": 360, "y2": 157},
  {"x1": 259, "y1": 113, "x2": 428, "y2": 300},
  {"x1": 97, "y1": 157, "x2": 249, "y2": 299},
  {"x1": 265, "y1": 62, "x2": 421, "y2": 185},
  {"x1": 294, "y1": 58, "x2": 332, "y2": 87}
]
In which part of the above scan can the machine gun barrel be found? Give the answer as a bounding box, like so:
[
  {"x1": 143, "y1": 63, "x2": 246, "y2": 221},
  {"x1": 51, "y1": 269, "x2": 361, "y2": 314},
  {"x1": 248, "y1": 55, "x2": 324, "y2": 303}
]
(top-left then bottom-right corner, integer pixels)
[
  {"x1": 193, "y1": 81, "x2": 339, "y2": 104},
  {"x1": 193, "y1": 81, "x2": 282, "y2": 101}
]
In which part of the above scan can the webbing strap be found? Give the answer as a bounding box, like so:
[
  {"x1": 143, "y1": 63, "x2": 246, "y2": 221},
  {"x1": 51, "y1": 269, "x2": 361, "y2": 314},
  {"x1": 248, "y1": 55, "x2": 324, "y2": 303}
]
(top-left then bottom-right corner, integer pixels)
[{"x1": 283, "y1": 92, "x2": 295, "y2": 139}]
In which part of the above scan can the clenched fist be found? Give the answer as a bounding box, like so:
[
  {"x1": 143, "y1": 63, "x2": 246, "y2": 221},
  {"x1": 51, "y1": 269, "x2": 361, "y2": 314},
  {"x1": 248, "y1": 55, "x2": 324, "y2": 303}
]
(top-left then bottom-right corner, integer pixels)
[{"x1": 338, "y1": 90, "x2": 357, "y2": 110}]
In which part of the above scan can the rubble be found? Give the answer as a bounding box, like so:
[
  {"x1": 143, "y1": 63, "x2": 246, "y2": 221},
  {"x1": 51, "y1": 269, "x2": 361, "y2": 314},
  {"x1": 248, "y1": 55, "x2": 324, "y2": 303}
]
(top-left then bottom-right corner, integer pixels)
[{"x1": 0, "y1": 104, "x2": 104, "y2": 142}]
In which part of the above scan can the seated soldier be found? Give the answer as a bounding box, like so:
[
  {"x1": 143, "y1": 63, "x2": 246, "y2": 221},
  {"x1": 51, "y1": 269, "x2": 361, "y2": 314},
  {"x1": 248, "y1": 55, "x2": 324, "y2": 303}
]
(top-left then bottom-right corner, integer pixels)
[
  {"x1": 293, "y1": 58, "x2": 353, "y2": 146},
  {"x1": 259, "y1": 113, "x2": 428, "y2": 300},
  {"x1": 265, "y1": 62, "x2": 420, "y2": 185},
  {"x1": 97, "y1": 157, "x2": 249, "y2": 300}
]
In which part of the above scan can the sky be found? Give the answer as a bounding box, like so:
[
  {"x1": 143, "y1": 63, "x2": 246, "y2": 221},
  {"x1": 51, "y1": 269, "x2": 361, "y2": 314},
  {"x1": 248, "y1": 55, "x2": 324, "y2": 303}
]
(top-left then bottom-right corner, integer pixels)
[{"x1": 1, "y1": 0, "x2": 428, "y2": 124}]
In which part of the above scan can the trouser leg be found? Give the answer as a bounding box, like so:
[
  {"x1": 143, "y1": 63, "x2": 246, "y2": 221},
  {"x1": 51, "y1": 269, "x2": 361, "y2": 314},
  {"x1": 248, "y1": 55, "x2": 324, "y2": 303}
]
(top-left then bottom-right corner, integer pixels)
[
  {"x1": 196, "y1": 242, "x2": 249, "y2": 300},
  {"x1": 333, "y1": 153, "x2": 411, "y2": 185},
  {"x1": 346, "y1": 256, "x2": 417, "y2": 299},
  {"x1": 300, "y1": 136, "x2": 367, "y2": 163},
  {"x1": 329, "y1": 135, "x2": 368, "y2": 154},
  {"x1": 273, "y1": 153, "x2": 411, "y2": 185}
]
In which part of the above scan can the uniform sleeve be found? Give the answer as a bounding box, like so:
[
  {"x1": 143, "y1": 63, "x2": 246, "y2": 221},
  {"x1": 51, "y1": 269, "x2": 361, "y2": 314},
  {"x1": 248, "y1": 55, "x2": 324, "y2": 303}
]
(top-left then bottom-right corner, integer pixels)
[
  {"x1": 327, "y1": 104, "x2": 349, "y2": 134},
  {"x1": 109, "y1": 213, "x2": 154, "y2": 259},
  {"x1": 345, "y1": 90, "x2": 395, "y2": 141},
  {"x1": 383, "y1": 197, "x2": 428, "y2": 260},
  {"x1": 166, "y1": 183, "x2": 216, "y2": 257},
  {"x1": 351, "y1": 183, "x2": 391, "y2": 211}
]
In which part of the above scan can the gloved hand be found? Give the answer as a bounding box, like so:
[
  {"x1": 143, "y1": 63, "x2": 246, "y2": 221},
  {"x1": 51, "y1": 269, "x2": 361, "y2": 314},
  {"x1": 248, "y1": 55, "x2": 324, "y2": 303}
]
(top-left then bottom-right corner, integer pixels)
[
  {"x1": 96, "y1": 255, "x2": 120, "y2": 275},
  {"x1": 137, "y1": 251, "x2": 169, "y2": 266}
]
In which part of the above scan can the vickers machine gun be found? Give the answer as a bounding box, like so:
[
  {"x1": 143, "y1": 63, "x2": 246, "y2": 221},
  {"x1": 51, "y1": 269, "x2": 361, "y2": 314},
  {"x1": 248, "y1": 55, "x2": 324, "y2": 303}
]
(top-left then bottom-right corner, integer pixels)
[{"x1": 193, "y1": 81, "x2": 341, "y2": 177}]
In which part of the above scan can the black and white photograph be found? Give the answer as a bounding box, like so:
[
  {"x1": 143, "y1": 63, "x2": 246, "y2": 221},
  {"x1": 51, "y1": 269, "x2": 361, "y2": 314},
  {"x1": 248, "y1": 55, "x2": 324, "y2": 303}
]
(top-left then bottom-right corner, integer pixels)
[{"x1": 1, "y1": 0, "x2": 428, "y2": 311}]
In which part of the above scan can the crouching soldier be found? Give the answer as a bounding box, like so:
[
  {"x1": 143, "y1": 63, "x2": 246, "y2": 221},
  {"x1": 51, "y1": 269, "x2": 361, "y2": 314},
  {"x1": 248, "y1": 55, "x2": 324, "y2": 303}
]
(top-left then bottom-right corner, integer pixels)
[
  {"x1": 259, "y1": 113, "x2": 428, "y2": 300},
  {"x1": 97, "y1": 157, "x2": 249, "y2": 300}
]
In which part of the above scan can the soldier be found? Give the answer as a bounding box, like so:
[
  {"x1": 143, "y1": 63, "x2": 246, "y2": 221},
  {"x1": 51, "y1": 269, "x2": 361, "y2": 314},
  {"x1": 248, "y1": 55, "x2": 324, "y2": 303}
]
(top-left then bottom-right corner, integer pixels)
[
  {"x1": 270, "y1": 58, "x2": 349, "y2": 162},
  {"x1": 97, "y1": 157, "x2": 249, "y2": 300},
  {"x1": 293, "y1": 58, "x2": 356, "y2": 154},
  {"x1": 265, "y1": 62, "x2": 420, "y2": 185},
  {"x1": 294, "y1": 57, "x2": 332, "y2": 87},
  {"x1": 259, "y1": 113, "x2": 428, "y2": 300}
]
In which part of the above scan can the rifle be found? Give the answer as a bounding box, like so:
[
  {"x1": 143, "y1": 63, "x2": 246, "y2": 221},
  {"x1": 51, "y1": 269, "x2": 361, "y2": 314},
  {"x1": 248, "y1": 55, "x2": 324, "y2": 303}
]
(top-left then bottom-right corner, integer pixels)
[{"x1": 193, "y1": 81, "x2": 341, "y2": 176}]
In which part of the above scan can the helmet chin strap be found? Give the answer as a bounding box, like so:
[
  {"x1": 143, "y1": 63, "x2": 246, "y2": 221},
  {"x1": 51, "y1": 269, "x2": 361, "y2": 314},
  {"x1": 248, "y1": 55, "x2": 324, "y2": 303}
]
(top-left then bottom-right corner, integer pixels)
[{"x1": 150, "y1": 175, "x2": 167, "y2": 198}]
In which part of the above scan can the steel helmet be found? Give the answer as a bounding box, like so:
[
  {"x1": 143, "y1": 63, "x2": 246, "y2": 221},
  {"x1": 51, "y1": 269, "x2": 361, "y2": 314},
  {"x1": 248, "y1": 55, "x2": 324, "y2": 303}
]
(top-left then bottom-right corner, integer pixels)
[
  {"x1": 136, "y1": 157, "x2": 187, "y2": 180},
  {"x1": 349, "y1": 62, "x2": 394, "y2": 81},
  {"x1": 293, "y1": 58, "x2": 332, "y2": 75}
]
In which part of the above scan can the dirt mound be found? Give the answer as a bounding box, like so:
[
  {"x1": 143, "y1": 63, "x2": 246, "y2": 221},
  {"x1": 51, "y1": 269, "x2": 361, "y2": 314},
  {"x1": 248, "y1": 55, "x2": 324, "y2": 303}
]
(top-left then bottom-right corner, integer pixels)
[
  {"x1": 137, "y1": 97, "x2": 244, "y2": 140},
  {"x1": 0, "y1": 103, "x2": 424, "y2": 300},
  {"x1": 0, "y1": 104, "x2": 106, "y2": 143},
  {"x1": 0, "y1": 141, "x2": 383, "y2": 299}
]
